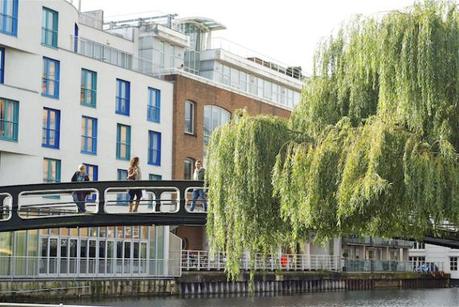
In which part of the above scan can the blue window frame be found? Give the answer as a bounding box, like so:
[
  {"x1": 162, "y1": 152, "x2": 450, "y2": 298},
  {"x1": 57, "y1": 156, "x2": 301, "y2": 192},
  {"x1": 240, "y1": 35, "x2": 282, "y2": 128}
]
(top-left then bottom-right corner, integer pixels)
[
  {"x1": 149, "y1": 174, "x2": 162, "y2": 181},
  {"x1": 0, "y1": 97, "x2": 18, "y2": 142},
  {"x1": 147, "y1": 87, "x2": 160, "y2": 123},
  {"x1": 83, "y1": 163, "x2": 98, "y2": 202},
  {"x1": 84, "y1": 163, "x2": 98, "y2": 181},
  {"x1": 73, "y1": 23, "x2": 79, "y2": 52},
  {"x1": 42, "y1": 57, "x2": 60, "y2": 98},
  {"x1": 116, "y1": 79, "x2": 130, "y2": 115},
  {"x1": 81, "y1": 69, "x2": 97, "y2": 107},
  {"x1": 43, "y1": 158, "x2": 61, "y2": 183},
  {"x1": 0, "y1": 0, "x2": 18, "y2": 36},
  {"x1": 148, "y1": 131, "x2": 161, "y2": 166},
  {"x1": 117, "y1": 169, "x2": 129, "y2": 205},
  {"x1": 116, "y1": 124, "x2": 131, "y2": 160},
  {"x1": 42, "y1": 7, "x2": 58, "y2": 48},
  {"x1": 81, "y1": 116, "x2": 97, "y2": 154},
  {"x1": 0, "y1": 47, "x2": 4, "y2": 84},
  {"x1": 42, "y1": 108, "x2": 60, "y2": 149},
  {"x1": 117, "y1": 169, "x2": 128, "y2": 180}
]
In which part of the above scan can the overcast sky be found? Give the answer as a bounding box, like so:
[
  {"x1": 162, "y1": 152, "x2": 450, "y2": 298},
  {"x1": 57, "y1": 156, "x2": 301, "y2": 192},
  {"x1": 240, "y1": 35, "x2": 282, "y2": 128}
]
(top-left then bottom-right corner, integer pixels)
[{"x1": 80, "y1": 0, "x2": 418, "y2": 74}]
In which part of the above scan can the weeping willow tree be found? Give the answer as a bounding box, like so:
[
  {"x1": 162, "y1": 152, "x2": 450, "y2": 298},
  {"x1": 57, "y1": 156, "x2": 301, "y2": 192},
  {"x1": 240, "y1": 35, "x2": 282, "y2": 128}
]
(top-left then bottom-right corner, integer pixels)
[{"x1": 206, "y1": 0, "x2": 459, "y2": 279}]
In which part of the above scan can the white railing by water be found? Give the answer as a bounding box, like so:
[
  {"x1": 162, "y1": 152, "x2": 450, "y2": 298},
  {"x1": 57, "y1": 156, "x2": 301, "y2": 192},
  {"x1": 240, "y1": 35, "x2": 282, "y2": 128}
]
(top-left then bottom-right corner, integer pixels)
[
  {"x1": 181, "y1": 250, "x2": 445, "y2": 273},
  {"x1": 181, "y1": 250, "x2": 341, "y2": 272}
]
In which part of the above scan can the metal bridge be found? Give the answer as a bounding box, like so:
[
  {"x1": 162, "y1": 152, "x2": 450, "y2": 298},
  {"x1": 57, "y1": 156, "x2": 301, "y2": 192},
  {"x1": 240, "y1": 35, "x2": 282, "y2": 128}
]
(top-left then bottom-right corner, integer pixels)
[
  {"x1": 0, "y1": 180, "x2": 459, "y2": 249},
  {"x1": 0, "y1": 180, "x2": 207, "y2": 232}
]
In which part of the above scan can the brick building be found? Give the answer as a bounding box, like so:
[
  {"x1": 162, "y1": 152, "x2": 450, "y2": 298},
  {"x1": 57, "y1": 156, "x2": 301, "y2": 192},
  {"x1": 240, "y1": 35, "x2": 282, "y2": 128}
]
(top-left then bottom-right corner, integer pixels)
[{"x1": 166, "y1": 73, "x2": 294, "y2": 249}]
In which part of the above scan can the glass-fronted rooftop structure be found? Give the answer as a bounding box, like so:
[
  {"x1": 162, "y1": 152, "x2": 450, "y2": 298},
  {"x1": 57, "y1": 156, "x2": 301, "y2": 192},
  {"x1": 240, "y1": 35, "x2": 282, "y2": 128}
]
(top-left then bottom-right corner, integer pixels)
[{"x1": 85, "y1": 12, "x2": 305, "y2": 109}]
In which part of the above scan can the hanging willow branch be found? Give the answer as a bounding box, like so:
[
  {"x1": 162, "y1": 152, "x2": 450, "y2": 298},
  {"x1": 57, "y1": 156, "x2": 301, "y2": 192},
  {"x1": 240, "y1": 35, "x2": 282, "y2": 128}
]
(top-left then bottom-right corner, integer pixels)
[{"x1": 206, "y1": 0, "x2": 459, "y2": 280}]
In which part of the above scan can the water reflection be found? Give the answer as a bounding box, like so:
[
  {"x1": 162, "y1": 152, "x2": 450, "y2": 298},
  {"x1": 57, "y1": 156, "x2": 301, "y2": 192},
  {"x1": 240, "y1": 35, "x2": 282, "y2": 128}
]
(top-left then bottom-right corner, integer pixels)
[{"x1": 64, "y1": 288, "x2": 459, "y2": 307}]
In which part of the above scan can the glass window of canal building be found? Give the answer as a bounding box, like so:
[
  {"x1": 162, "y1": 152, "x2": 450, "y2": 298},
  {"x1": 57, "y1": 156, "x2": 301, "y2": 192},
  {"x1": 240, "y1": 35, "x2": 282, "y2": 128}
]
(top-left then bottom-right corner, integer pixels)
[{"x1": 0, "y1": 225, "x2": 167, "y2": 277}]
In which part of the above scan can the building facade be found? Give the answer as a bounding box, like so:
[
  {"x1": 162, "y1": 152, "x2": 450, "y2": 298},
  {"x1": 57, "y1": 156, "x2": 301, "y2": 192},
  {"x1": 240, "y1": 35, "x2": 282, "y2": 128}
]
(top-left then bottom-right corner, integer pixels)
[
  {"x1": 0, "y1": 0, "x2": 176, "y2": 277},
  {"x1": 0, "y1": 0, "x2": 305, "y2": 277},
  {"x1": 409, "y1": 243, "x2": 459, "y2": 280}
]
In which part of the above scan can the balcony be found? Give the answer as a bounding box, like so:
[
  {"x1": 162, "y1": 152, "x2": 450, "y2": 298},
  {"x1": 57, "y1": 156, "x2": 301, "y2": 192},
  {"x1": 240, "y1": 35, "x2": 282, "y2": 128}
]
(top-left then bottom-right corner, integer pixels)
[{"x1": 343, "y1": 236, "x2": 414, "y2": 249}]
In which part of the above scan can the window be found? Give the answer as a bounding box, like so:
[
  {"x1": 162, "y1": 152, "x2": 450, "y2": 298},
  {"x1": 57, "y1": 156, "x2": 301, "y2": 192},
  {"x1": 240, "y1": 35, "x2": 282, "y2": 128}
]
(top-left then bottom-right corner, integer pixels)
[
  {"x1": 0, "y1": 97, "x2": 18, "y2": 142},
  {"x1": 263, "y1": 80, "x2": 272, "y2": 100},
  {"x1": 117, "y1": 169, "x2": 129, "y2": 205},
  {"x1": 184, "y1": 158, "x2": 194, "y2": 180},
  {"x1": 0, "y1": 0, "x2": 18, "y2": 36},
  {"x1": 239, "y1": 71, "x2": 247, "y2": 91},
  {"x1": 222, "y1": 65, "x2": 230, "y2": 85},
  {"x1": 81, "y1": 116, "x2": 97, "y2": 154},
  {"x1": 115, "y1": 79, "x2": 130, "y2": 115},
  {"x1": 42, "y1": 7, "x2": 58, "y2": 48},
  {"x1": 148, "y1": 131, "x2": 161, "y2": 166},
  {"x1": 450, "y1": 257, "x2": 458, "y2": 271},
  {"x1": 184, "y1": 100, "x2": 195, "y2": 134},
  {"x1": 203, "y1": 105, "x2": 230, "y2": 145},
  {"x1": 149, "y1": 174, "x2": 162, "y2": 181},
  {"x1": 73, "y1": 23, "x2": 79, "y2": 52},
  {"x1": 84, "y1": 163, "x2": 98, "y2": 202},
  {"x1": 147, "y1": 87, "x2": 160, "y2": 123},
  {"x1": 42, "y1": 57, "x2": 60, "y2": 98},
  {"x1": 117, "y1": 169, "x2": 128, "y2": 181},
  {"x1": 0, "y1": 47, "x2": 4, "y2": 83},
  {"x1": 412, "y1": 241, "x2": 425, "y2": 250},
  {"x1": 81, "y1": 69, "x2": 97, "y2": 107},
  {"x1": 409, "y1": 256, "x2": 425, "y2": 271},
  {"x1": 116, "y1": 124, "x2": 130, "y2": 160},
  {"x1": 84, "y1": 164, "x2": 98, "y2": 181},
  {"x1": 257, "y1": 78, "x2": 264, "y2": 98},
  {"x1": 42, "y1": 108, "x2": 60, "y2": 149},
  {"x1": 43, "y1": 158, "x2": 61, "y2": 183}
]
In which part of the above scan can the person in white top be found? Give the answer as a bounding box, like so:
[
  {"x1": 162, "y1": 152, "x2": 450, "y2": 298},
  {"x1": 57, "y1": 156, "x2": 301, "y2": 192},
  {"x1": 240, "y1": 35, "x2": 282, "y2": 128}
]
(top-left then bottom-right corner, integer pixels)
[
  {"x1": 128, "y1": 157, "x2": 142, "y2": 212},
  {"x1": 190, "y1": 160, "x2": 207, "y2": 211}
]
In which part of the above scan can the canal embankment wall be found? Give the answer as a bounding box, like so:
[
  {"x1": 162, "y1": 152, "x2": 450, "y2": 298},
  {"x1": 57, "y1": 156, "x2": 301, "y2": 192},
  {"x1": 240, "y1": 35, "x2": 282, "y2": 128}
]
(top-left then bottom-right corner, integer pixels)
[{"x1": 0, "y1": 272, "x2": 450, "y2": 301}]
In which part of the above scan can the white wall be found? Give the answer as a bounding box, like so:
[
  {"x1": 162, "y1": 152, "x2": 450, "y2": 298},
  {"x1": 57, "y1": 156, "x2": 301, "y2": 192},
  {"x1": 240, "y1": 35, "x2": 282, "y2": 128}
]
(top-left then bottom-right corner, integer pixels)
[
  {"x1": 0, "y1": 0, "x2": 173, "y2": 185},
  {"x1": 409, "y1": 244, "x2": 459, "y2": 279}
]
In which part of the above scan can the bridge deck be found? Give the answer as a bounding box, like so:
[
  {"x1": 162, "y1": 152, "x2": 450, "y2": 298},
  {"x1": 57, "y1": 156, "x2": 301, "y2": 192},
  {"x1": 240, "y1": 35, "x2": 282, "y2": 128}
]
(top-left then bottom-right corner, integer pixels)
[{"x1": 0, "y1": 180, "x2": 207, "y2": 232}]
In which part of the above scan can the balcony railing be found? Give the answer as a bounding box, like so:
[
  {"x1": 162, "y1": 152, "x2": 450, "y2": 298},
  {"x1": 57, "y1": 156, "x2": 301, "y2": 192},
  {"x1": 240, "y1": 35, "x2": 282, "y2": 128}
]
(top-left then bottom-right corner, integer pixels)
[
  {"x1": 343, "y1": 259, "x2": 443, "y2": 273},
  {"x1": 343, "y1": 236, "x2": 414, "y2": 248},
  {"x1": 210, "y1": 37, "x2": 304, "y2": 80},
  {"x1": 0, "y1": 256, "x2": 180, "y2": 278}
]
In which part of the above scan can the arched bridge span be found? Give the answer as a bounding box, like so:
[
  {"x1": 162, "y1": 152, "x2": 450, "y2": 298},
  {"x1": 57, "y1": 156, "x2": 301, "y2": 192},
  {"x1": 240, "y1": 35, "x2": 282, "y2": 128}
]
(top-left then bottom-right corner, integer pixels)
[{"x1": 0, "y1": 180, "x2": 207, "y2": 232}]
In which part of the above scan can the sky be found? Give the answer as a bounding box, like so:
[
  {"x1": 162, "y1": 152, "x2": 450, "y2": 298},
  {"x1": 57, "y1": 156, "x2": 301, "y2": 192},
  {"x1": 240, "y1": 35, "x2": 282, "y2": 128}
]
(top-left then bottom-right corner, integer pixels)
[{"x1": 80, "y1": 0, "x2": 418, "y2": 75}]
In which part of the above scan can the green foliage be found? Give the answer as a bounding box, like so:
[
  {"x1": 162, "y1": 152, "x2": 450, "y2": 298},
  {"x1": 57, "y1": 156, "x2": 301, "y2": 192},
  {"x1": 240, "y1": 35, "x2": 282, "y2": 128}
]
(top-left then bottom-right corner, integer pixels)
[
  {"x1": 206, "y1": 1, "x2": 459, "y2": 279},
  {"x1": 206, "y1": 111, "x2": 292, "y2": 279}
]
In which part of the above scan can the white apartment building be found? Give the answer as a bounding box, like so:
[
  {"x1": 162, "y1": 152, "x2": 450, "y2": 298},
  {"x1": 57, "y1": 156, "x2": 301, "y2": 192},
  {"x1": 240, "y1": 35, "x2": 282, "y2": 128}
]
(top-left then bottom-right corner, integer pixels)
[
  {"x1": 0, "y1": 0, "x2": 173, "y2": 185},
  {"x1": 0, "y1": 0, "x2": 177, "y2": 278}
]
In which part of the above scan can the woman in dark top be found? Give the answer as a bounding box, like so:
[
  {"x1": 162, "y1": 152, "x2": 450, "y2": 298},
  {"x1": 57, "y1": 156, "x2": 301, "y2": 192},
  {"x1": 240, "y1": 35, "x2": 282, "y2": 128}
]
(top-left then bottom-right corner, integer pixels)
[{"x1": 71, "y1": 164, "x2": 90, "y2": 213}]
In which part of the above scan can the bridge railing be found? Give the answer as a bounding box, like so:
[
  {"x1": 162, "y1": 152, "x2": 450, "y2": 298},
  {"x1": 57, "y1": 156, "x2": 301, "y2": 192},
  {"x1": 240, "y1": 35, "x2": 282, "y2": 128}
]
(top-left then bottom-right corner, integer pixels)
[{"x1": 0, "y1": 181, "x2": 208, "y2": 231}]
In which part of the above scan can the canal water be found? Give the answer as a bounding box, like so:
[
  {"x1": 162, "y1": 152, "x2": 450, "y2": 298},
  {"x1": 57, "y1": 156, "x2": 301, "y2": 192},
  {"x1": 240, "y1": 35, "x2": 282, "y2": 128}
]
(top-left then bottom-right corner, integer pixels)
[{"x1": 65, "y1": 288, "x2": 459, "y2": 307}]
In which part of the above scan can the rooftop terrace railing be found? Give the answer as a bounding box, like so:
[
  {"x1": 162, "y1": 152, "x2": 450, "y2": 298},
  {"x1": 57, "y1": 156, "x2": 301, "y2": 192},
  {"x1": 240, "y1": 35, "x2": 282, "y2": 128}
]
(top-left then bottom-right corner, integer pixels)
[{"x1": 210, "y1": 37, "x2": 304, "y2": 80}]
